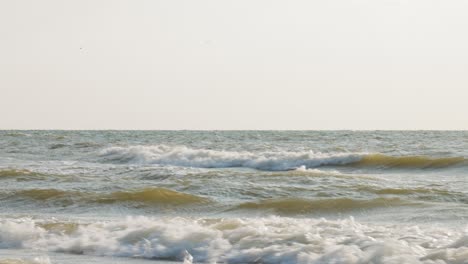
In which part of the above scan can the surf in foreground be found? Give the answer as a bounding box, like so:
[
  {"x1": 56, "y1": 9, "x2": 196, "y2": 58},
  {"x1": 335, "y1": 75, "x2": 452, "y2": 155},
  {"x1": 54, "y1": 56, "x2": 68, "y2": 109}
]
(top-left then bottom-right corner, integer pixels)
[{"x1": 0, "y1": 216, "x2": 467, "y2": 264}]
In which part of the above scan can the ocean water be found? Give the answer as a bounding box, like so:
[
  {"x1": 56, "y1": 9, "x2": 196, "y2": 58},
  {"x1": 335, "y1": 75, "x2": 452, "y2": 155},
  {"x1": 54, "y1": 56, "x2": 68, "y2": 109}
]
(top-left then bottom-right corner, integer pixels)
[{"x1": 0, "y1": 130, "x2": 467, "y2": 264}]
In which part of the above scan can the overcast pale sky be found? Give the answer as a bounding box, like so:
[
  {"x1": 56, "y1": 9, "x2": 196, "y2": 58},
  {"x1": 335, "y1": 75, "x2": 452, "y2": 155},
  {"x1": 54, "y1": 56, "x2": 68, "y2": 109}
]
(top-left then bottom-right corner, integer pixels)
[{"x1": 1, "y1": 0, "x2": 467, "y2": 130}]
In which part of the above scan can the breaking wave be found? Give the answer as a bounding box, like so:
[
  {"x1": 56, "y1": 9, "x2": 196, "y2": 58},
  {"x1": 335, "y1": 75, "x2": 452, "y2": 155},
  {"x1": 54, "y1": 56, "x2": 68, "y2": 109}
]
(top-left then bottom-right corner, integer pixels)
[
  {"x1": 98, "y1": 145, "x2": 466, "y2": 171},
  {"x1": 99, "y1": 145, "x2": 364, "y2": 171},
  {"x1": 0, "y1": 216, "x2": 467, "y2": 263}
]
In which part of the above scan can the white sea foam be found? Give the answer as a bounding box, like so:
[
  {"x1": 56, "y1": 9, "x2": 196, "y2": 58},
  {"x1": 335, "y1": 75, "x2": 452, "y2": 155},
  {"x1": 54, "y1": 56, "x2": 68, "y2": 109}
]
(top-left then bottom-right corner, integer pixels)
[
  {"x1": 0, "y1": 216, "x2": 466, "y2": 264},
  {"x1": 99, "y1": 145, "x2": 364, "y2": 171}
]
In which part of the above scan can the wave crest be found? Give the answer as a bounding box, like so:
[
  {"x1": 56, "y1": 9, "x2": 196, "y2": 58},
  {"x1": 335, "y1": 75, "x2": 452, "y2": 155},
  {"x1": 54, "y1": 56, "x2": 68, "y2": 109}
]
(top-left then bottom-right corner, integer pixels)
[
  {"x1": 99, "y1": 145, "x2": 363, "y2": 171},
  {"x1": 98, "y1": 145, "x2": 466, "y2": 171}
]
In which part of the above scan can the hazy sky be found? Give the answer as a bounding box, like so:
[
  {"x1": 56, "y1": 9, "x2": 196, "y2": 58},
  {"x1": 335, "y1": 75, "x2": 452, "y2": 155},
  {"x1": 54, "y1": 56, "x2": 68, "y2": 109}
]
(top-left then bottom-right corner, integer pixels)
[{"x1": 1, "y1": 0, "x2": 467, "y2": 130}]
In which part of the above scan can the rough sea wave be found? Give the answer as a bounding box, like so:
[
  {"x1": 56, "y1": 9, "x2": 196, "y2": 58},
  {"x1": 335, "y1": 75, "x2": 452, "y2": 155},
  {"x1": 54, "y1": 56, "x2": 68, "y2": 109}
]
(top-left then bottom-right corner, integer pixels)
[{"x1": 99, "y1": 145, "x2": 466, "y2": 171}]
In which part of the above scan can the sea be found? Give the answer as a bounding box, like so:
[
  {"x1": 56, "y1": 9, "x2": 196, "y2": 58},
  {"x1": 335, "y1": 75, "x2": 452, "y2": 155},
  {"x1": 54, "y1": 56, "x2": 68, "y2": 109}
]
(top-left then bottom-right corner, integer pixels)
[{"x1": 0, "y1": 130, "x2": 467, "y2": 264}]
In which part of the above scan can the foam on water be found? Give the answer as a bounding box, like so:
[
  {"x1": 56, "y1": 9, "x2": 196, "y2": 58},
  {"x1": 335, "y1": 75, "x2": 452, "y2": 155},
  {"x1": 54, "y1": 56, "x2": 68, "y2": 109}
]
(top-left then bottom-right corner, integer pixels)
[{"x1": 0, "y1": 216, "x2": 467, "y2": 264}]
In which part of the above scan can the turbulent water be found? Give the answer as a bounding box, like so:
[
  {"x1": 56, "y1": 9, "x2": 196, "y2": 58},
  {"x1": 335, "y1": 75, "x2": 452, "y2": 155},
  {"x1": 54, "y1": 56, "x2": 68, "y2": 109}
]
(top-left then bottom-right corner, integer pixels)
[{"x1": 0, "y1": 131, "x2": 467, "y2": 264}]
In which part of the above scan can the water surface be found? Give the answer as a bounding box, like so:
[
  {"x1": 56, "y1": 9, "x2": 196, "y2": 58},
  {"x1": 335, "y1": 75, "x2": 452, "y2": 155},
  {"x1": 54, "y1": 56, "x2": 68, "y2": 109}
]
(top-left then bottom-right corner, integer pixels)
[{"x1": 0, "y1": 131, "x2": 467, "y2": 263}]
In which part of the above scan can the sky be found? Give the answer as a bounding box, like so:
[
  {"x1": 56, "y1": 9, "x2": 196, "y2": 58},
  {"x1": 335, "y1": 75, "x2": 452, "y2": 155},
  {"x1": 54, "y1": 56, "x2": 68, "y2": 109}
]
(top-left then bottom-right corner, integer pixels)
[{"x1": 1, "y1": 0, "x2": 468, "y2": 130}]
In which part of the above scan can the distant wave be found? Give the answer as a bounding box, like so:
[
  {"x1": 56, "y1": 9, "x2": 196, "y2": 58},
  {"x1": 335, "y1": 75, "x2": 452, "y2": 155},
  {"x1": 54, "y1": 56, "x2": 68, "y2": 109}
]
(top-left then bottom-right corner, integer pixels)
[
  {"x1": 0, "y1": 168, "x2": 81, "y2": 183},
  {"x1": 98, "y1": 145, "x2": 466, "y2": 171},
  {"x1": 4, "y1": 188, "x2": 421, "y2": 212},
  {"x1": 0, "y1": 216, "x2": 467, "y2": 263},
  {"x1": 4, "y1": 185, "x2": 465, "y2": 211},
  {"x1": 355, "y1": 154, "x2": 466, "y2": 169},
  {"x1": 4, "y1": 188, "x2": 209, "y2": 207},
  {"x1": 0, "y1": 169, "x2": 46, "y2": 180},
  {"x1": 234, "y1": 197, "x2": 419, "y2": 215},
  {"x1": 48, "y1": 142, "x2": 102, "y2": 150},
  {"x1": 95, "y1": 187, "x2": 209, "y2": 205},
  {"x1": 0, "y1": 257, "x2": 51, "y2": 264},
  {"x1": 355, "y1": 186, "x2": 452, "y2": 196},
  {"x1": 0, "y1": 169, "x2": 35, "y2": 178},
  {"x1": 1, "y1": 132, "x2": 31, "y2": 137},
  {"x1": 99, "y1": 145, "x2": 364, "y2": 171}
]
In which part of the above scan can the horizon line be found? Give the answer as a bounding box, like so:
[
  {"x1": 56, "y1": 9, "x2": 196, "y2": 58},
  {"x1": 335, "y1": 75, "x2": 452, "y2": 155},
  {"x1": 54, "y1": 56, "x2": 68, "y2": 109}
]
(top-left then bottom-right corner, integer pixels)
[{"x1": 1, "y1": 129, "x2": 467, "y2": 132}]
